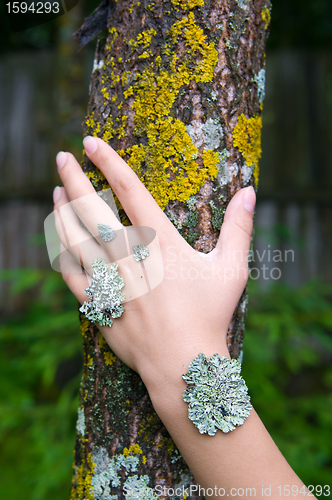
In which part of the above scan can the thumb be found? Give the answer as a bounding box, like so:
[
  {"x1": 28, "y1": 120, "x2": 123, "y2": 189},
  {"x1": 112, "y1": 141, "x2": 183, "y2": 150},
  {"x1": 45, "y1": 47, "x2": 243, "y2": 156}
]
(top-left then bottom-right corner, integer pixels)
[{"x1": 215, "y1": 186, "x2": 256, "y2": 276}]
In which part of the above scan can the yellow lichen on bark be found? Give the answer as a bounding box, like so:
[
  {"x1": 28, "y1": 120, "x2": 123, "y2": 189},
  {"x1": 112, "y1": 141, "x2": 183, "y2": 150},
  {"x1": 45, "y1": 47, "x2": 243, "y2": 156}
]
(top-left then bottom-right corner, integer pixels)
[
  {"x1": 104, "y1": 351, "x2": 117, "y2": 365},
  {"x1": 171, "y1": 0, "x2": 204, "y2": 9},
  {"x1": 123, "y1": 12, "x2": 219, "y2": 209},
  {"x1": 232, "y1": 114, "x2": 262, "y2": 185},
  {"x1": 261, "y1": 6, "x2": 271, "y2": 30},
  {"x1": 202, "y1": 150, "x2": 219, "y2": 178},
  {"x1": 70, "y1": 452, "x2": 95, "y2": 500},
  {"x1": 123, "y1": 443, "x2": 143, "y2": 456},
  {"x1": 80, "y1": 316, "x2": 90, "y2": 339},
  {"x1": 98, "y1": 331, "x2": 108, "y2": 349},
  {"x1": 85, "y1": 7, "x2": 221, "y2": 207}
]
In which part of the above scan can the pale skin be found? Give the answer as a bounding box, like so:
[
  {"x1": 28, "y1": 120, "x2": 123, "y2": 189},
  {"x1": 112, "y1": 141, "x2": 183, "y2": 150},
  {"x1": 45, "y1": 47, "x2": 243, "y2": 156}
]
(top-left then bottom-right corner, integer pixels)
[{"x1": 53, "y1": 136, "x2": 312, "y2": 499}]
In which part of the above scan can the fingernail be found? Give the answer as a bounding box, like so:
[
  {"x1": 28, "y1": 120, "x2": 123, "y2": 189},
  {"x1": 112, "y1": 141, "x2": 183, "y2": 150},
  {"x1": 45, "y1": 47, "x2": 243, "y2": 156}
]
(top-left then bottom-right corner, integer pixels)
[
  {"x1": 242, "y1": 186, "x2": 256, "y2": 214},
  {"x1": 56, "y1": 151, "x2": 67, "y2": 171},
  {"x1": 83, "y1": 136, "x2": 97, "y2": 154},
  {"x1": 53, "y1": 186, "x2": 61, "y2": 204}
]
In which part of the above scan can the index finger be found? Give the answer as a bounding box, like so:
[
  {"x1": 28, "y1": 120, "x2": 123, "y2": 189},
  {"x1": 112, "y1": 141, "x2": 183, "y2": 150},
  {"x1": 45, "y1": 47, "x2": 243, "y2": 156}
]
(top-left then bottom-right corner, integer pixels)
[
  {"x1": 82, "y1": 136, "x2": 175, "y2": 239},
  {"x1": 56, "y1": 151, "x2": 123, "y2": 240}
]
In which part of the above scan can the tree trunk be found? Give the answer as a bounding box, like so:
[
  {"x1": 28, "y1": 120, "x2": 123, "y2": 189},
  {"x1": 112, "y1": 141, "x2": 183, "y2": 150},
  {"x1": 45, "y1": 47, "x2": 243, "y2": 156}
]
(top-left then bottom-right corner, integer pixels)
[{"x1": 70, "y1": 1, "x2": 270, "y2": 498}]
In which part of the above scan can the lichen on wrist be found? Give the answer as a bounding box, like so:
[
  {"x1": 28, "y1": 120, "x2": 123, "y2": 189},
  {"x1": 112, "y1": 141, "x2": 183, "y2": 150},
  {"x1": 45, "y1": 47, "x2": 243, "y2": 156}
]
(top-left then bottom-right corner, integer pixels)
[{"x1": 182, "y1": 353, "x2": 252, "y2": 435}]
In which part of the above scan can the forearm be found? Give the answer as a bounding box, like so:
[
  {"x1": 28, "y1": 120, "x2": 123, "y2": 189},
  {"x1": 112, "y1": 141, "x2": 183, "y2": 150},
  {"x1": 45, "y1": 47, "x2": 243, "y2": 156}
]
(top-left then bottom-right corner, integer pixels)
[{"x1": 144, "y1": 346, "x2": 310, "y2": 500}]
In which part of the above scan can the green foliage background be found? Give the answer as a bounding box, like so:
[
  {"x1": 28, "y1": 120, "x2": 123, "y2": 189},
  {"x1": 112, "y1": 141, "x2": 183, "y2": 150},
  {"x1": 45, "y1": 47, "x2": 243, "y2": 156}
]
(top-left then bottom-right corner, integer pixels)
[
  {"x1": 0, "y1": 269, "x2": 331, "y2": 499},
  {"x1": 0, "y1": 270, "x2": 81, "y2": 499}
]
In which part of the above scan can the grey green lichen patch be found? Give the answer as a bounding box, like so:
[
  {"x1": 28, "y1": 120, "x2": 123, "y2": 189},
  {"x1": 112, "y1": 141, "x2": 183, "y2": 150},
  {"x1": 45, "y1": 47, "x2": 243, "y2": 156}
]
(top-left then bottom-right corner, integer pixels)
[
  {"x1": 225, "y1": 39, "x2": 235, "y2": 50},
  {"x1": 236, "y1": 0, "x2": 250, "y2": 10},
  {"x1": 183, "y1": 210, "x2": 198, "y2": 228},
  {"x1": 202, "y1": 118, "x2": 224, "y2": 150},
  {"x1": 212, "y1": 185, "x2": 226, "y2": 202},
  {"x1": 183, "y1": 194, "x2": 199, "y2": 243},
  {"x1": 93, "y1": 59, "x2": 104, "y2": 72},
  {"x1": 182, "y1": 353, "x2": 252, "y2": 435},
  {"x1": 185, "y1": 195, "x2": 197, "y2": 212},
  {"x1": 211, "y1": 90, "x2": 217, "y2": 101},
  {"x1": 166, "y1": 209, "x2": 183, "y2": 230},
  {"x1": 241, "y1": 163, "x2": 254, "y2": 185},
  {"x1": 167, "y1": 200, "x2": 199, "y2": 245},
  {"x1": 79, "y1": 258, "x2": 125, "y2": 327},
  {"x1": 185, "y1": 229, "x2": 199, "y2": 245},
  {"x1": 173, "y1": 473, "x2": 194, "y2": 495},
  {"x1": 170, "y1": 447, "x2": 182, "y2": 464},
  {"x1": 132, "y1": 244, "x2": 149, "y2": 261},
  {"x1": 93, "y1": 446, "x2": 109, "y2": 474},
  {"x1": 253, "y1": 68, "x2": 266, "y2": 104},
  {"x1": 228, "y1": 162, "x2": 239, "y2": 177},
  {"x1": 124, "y1": 475, "x2": 158, "y2": 499},
  {"x1": 98, "y1": 223, "x2": 117, "y2": 242},
  {"x1": 185, "y1": 118, "x2": 223, "y2": 150},
  {"x1": 217, "y1": 149, "x2": 231, "y2": 186},
  {"x1": 209, "y1": 200, "x2": 225, "y2": 230},
  {"x1": 91, "y1": 446, "x2": 158, "y2": 500},
  {"x1": 76, "y1": 407, "x2": 85, "y2": 436}
]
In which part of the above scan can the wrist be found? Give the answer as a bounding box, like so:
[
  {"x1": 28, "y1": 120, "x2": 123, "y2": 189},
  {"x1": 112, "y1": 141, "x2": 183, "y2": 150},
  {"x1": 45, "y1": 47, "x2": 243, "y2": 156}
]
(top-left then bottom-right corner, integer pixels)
[{"x1": 140, "y1": 342, "x2": 230, "y2": 414}]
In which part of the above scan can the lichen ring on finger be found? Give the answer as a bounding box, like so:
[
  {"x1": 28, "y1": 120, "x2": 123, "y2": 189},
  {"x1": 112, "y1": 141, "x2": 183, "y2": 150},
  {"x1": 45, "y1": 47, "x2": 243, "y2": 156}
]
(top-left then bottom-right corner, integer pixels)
[
  {"x1": 79, "y1": 257, "x2": 125, "y2": 327},
  {"x1": 132, "y1": 244, "x2": 149, "y2": 262},
  {"x1": 98, "y1": 223, "x2": 117, "y2": 242}
]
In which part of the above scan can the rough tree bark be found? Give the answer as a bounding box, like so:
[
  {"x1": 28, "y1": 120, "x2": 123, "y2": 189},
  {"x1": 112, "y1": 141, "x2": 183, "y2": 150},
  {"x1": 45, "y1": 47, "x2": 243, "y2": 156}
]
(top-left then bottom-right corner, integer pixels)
[{"x1": 69, "y1": 1, "x2": 271, "y2": 498}]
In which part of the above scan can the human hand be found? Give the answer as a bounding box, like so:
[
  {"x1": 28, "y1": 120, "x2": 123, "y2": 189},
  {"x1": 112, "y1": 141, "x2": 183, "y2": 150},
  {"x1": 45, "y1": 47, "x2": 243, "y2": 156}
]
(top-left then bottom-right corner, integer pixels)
[{"x1": 53, "y1": 136, "x2": 256, "y2": 395}]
